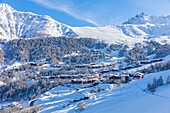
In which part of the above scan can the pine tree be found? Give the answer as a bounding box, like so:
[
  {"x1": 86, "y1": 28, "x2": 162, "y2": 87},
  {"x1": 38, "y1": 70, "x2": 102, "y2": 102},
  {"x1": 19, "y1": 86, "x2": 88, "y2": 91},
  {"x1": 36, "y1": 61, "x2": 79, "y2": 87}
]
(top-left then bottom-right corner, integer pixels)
[
  {"x1": 157, "y1": 76, "x2": 164, "y2": 86},
  {"x1": 166, "y1": 76, "x2": 170, "y2": 84},
  {"x1": 147, "y1": 83, "x2": 152, "y2": 90},
  {"x1": 152, "y1": 78, "x2": 158, "y2": 88}
]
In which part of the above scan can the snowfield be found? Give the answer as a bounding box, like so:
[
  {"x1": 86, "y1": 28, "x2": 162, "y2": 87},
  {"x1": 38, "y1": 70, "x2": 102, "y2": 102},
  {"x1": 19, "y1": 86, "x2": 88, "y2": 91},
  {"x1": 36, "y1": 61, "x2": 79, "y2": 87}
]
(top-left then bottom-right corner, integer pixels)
[
  {"x1": 72, "y1": 26, "x2": 145, "y2": 45},
  {"x1": 83, "y1": 70, "x2": 170, "y2": 113},
  {"x1": 33, "y1": 70, "x2": 170, "y2": 113}
]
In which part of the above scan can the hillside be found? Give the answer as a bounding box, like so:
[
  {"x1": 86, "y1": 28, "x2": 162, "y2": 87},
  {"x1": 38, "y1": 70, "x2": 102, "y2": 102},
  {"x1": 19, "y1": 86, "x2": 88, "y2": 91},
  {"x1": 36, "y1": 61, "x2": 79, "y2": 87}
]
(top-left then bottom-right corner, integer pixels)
[
  {"x1": 83, "y1": 70, "x2": 170, "y2": 113},
  {"x1": 35, "y1": 70, "x2": 170, "y2": 113}
]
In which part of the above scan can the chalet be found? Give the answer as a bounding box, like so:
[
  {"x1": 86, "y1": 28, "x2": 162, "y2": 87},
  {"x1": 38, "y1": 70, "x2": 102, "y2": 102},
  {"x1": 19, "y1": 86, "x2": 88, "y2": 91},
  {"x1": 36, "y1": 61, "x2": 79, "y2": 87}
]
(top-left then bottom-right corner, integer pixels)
[
  {"x1": 133, "y1": 72, "x2": 144, "y2": 79},
  {"x1": 90, "y1": 63, "x2": 95, "y2": 66},
  {"x1": 38, "y1": 62, "x2": 47, "y2": 66},
  {"x1": 91, "y1": 73, "x2": 101, "y2": 79},
  {"x1": 13, "y1": 66, "x2": 20, "y2": 71},
  {"x1": 121, "y1": 65, "x2": 134, "y2": 70},
  {"x1": 90, "y1": 65, "x2": 102, "y2": 69},
  {"x1": 112, "y1": 69, "x2": 119, "y2": 72},
  {"x1": 29, "y1": 62, "x2": 37, "y2": 66},
  {"x1": 129, "y1": 61, "x2": 142, "y2": 67},
  {"x1": 121, "y1": 71, "x2": 127, "y2": 74},
  {"x1": 71, "y1": 79, "x2": 96, "y2": 84},
  {"x1": 140, "y1": 59, "x2": 163, "y2": 64},
  {"x1": 109, "y1": 75, "x2": 122, "y2": 83},
  {"x1": 153, "y1": 59, "x2": 163, "y2": 62},
  {"x1": 103, "y1": 75, "x2": 109, "y2": 78},
  {"x1": 92, "y1": 79, "x2": 101, "y2": 86},
  {"x1": 121, "y1": 75, "x2": 129, "y2": 83},
  {"x1": 75, "y1": 65, "x2": 87, "y2": 68},
  {"x1": 100, "y1": 70, "x2": 110, "y2": 74}
]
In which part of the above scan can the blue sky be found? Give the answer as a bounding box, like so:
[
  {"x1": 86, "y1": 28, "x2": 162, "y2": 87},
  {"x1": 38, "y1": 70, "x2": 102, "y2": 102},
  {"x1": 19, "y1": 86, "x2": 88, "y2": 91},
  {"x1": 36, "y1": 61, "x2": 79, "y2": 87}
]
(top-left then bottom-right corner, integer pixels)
[{"x1": 1, "y1": 0, "x2": 170, "y2": 26}]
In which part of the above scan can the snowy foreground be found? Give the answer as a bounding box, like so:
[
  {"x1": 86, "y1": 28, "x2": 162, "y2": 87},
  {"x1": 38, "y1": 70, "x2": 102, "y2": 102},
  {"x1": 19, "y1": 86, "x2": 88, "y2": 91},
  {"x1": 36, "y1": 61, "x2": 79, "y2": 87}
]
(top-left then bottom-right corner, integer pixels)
[{"x1": 35, "y1": 70, "x2": 170, "y2": 113}]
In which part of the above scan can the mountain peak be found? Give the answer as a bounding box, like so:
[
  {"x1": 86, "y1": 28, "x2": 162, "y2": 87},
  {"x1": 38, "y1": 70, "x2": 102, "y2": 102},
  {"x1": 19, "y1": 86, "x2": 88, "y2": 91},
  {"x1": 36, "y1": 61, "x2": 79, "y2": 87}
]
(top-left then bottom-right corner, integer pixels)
[
  {"x1": 123, "y1": 12, "x2": 170, "y2": 25},
  {"x1": 0, "y1": 3, "x2": 77, "y2": 39},
  {"x1": 136, "y1": 12, "x2": 147, "y2": 17},
  {"x1": 123, "y1": 12, "x2": 150, "y2": 25},
  {"x1": 0, "y1": 3, "x2": 16, "y2": 12}
]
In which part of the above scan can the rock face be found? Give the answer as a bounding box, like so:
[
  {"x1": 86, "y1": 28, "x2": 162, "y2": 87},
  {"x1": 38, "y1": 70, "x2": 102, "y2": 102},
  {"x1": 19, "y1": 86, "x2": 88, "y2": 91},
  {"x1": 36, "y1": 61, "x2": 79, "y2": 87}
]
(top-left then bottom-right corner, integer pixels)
[{"x1": 0, "y1": 3, "x2": 77, "y2": 39}]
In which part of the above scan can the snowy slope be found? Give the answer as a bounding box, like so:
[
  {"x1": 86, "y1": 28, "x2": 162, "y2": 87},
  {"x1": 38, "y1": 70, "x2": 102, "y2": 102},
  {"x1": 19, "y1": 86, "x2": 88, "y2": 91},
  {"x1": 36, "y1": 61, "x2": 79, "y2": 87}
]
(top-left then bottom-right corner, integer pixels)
[
  {"x1": 83, "y1": 70, "x2": 170, "y2": 113},
  {"x1": 120, "y1": 23, "x2": 170, "y2": 37},
  {"x1": 71, "y1": 25, "x2": 144, "y2": 45},
  {"x1": 73, "y1": 12, "x2": 170, "y2": 42},
  {"x1": 0, "y1": 3, "x2": 76, "y2": 39},
  {"x1": 35, "y1": 70, "x2": 170, "y2": 113}
]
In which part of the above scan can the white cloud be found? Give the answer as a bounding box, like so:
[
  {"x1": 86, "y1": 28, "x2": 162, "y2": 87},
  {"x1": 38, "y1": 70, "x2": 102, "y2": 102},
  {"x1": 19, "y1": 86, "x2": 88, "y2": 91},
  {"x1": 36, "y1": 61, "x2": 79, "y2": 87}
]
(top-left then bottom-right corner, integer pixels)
[
  {"x1": 30, "y1": 0, "x2": 170, "y2": 26},
  {"x1": 30, "y1": 0, "x2": 100, "y2": 25}
]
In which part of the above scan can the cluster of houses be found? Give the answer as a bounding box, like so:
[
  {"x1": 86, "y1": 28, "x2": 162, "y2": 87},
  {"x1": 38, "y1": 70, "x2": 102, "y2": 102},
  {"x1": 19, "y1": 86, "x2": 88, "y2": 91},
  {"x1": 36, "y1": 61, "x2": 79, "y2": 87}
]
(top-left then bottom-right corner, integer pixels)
[
  {"x1": 69, "y1": 71, "x2": 144, "y2": 85},
  {"x1": 140, "y1": 59, "x2": 163, "y2": 64},
  {"x1": 36, "y1": 61, "x2": 146, "y2": 85},
  {"x1": 67, "y1": 62, "x2": 145, "y2": 84},
  {"x1": 27, "y1": 58, "x2": 161, "y2": 86},
  {"x1": 0, "y1": 57, "x2": 147, "y2": 89}
]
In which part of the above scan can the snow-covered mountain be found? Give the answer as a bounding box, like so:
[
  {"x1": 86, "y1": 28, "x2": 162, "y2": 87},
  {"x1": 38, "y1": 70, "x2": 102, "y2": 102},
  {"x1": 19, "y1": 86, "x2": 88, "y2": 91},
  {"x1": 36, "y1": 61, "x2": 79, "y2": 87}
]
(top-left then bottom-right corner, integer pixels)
[
  {"x1": 123, "y1": 12, "x2": 170, "y2": 25},
  {"x1": 120, "y1": 12, "x2": 170, "y2": 37},
  {"x1": 71, "y1": 13, "x2": 170, "y2": 46},
  {"x1": 74, "y1": 12, "x2": 170, "y2": 39},
  {"x1": 0, "y1": 3, "x2": 76, "y2": 39},
  {"x1": 1, "y1": 3, "x2": 170, "y2": 42}
]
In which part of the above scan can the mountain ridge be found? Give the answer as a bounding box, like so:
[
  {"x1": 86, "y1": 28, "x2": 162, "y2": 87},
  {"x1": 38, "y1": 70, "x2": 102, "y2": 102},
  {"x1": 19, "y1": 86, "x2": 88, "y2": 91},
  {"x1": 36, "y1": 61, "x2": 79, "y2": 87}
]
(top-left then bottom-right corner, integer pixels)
[
  {"x1": 0, "y1": 3, "x2": 77, "y2": 39},
  {"x1": 123, "y1": 12, "x2": 170, "y2": 25},
  {"x1": 1, "y1": 3, "x2": 170, "y2": 42}
]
